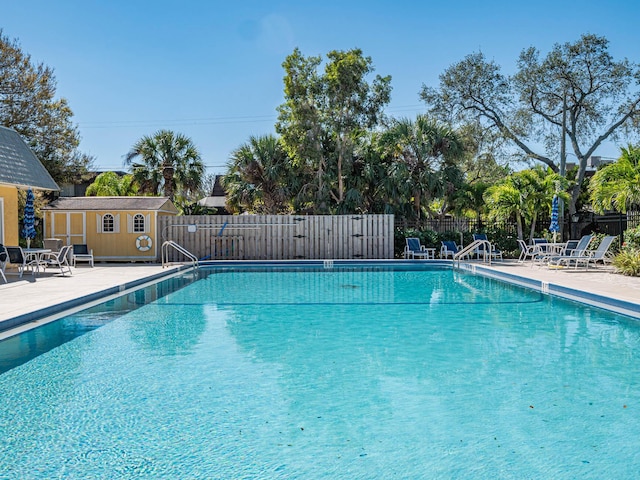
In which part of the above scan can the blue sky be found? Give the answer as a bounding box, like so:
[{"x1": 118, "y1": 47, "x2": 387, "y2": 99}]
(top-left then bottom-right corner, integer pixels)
[{"x1": 3, "y1": 0, "x2": 639, "y2": 175}]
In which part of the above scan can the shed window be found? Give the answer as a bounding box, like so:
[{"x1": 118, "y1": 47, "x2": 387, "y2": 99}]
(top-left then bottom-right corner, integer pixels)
[
  {"x1": 103, "y1": 214, "x2": 114, "y2": 232},
  {"x1": 133, "y1": 214, "x2": 145, "y2": 233}
]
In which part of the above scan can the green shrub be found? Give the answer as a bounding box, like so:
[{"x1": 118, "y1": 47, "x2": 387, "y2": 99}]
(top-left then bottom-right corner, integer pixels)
[
  {"x1": 612, "y1": 249, "x2": 640, "y2": 276},
  {"x1": 475, "y1": 225, "x2": 519, "y2": 259},
  {"x1": 624, "y1": 225, "x2": 640, "y2": 250}
]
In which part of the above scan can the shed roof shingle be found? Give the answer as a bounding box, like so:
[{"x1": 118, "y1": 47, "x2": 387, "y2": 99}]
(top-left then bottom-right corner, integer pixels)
[
  {"x1": 0, "y1": 126, "x2": 59, "y2": 190},
  {"x1": 43, "y1": 196, "x2": 177, "y2": 212}
]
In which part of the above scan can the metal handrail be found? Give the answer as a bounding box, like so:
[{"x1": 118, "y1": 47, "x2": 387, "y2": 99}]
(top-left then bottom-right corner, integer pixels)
[
  {"x1": 453, "y1": 239, "x2": 494, "y2": 267},
  {"x1": 162, "y1": 240, "x2": 198, "y2": 269}
]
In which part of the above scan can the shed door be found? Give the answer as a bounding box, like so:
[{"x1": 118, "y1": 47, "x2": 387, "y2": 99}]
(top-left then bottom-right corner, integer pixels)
[{"x1": 51, "y1": 212, "x2": 86, "y2": 245}]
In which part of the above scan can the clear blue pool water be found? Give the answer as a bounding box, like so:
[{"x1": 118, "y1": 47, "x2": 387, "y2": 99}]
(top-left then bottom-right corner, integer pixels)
[{"x1": 1, "y1": 265, "x2": 639, "y2": 479}]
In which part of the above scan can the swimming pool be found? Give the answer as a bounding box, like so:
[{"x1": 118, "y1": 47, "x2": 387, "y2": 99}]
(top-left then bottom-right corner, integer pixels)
[{"x1": 1, "y1": 265, "x2": 639, "y2": 478}]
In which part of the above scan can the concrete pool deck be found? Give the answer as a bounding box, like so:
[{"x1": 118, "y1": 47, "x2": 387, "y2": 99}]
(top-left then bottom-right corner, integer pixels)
[
  {"x1": 0, "y1": 264, "x2": 184, "y2": 327},
  {"x1": 0, "y1": 260, "x2": 639, "y2": 331}
]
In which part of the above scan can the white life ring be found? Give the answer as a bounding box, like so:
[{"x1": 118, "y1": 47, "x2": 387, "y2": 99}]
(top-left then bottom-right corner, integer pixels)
[{"x1": 136, "y1": 235, "x2": 153, "y2": 252}]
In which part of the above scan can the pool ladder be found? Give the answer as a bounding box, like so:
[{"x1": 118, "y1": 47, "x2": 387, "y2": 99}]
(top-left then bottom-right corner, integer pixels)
[
  {"x1": 452, "y1": 239, "x2": 493, "y2": 268},
  {"x1": 162, "y1": 240, "x2": 198, "y2": 269}
]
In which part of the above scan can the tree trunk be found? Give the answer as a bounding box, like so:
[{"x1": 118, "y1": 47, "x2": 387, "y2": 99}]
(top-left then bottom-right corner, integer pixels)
[
  {"x1": 569, "y1": 157, "x2": 587, "y2": 215},
  {"x1": 528, "y1": 212, "x2": 538, "y2": 241},
  {"x1": 337, "y1": 149, "x2": 344, "y2": 203},
  {"x1": 516, "y1": 214, "x2": 524, "y2": 240},
  {"x1": 163, "y1": 165, "x2": 175, "y2": 200}
]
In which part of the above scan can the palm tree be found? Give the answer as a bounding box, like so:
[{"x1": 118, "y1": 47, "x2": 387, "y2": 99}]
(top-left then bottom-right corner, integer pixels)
[
  {"x1": 380, "y1": 115, "x2": 464, "y2": 221},
  {"x1": 124, "y1": 130, "x2": 204, "y2": 200},
  {"x1": 485, "y1": 182, "x2": 527, "y2": 240},
  {"x1": 452, "y1": 182, "x2": 490, "y2": 225},
  {"x1": 485, "y1": 167, "x2": 569, "y2": 241},
  {"x1": 223, "y1": 135, "x2": 296, "y2": 214},
  {"x1": 590, "y1": 145, "x2": 640, "y2": 214}
]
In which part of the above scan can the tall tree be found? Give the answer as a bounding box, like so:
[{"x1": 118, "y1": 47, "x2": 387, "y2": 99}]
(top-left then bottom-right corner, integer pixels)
[
  {"x1": 589, "y1": 144, "x2": 640, "y2": 214},
  {"x1": 223, "y1": 134, "x2": 296, "y2": 214},
  {"x1": 456, "y1": 121, "x2": 511, "y2": 185},
  {"x1": 276, "y1": 47, "x2": 391, "y2": 213},
  {"x1": 484, "y1": 181, "x2": 527, "y2": 240},
  {"x1": 485, "y1": 167, "x2": 568, "y2": 240},
  {"x1": 421, "y1": 34, "x2": 640, "y2": 215},
  {"x1": 0, "y1": 30, "x2": 92, "y2": 183},
  {"x1": 124, "y1": 130, "x2": 204, "y2": 200},
  {"x1": 85, "y1": 171, "x2": 139, "y2": 196},
  {"x1": 379, "y1": 115, "x2": 464, "y2": 221}
]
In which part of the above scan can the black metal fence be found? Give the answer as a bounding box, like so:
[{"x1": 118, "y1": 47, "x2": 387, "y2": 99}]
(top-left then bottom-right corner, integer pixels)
[{"x1": 396, "y1": 210, "x2": 640, "y2": 243}]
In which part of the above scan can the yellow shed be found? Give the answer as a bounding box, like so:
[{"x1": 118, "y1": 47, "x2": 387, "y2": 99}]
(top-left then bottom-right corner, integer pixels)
[{"x1": 42, "y1": 197, "x2": 178, "y2": 262}]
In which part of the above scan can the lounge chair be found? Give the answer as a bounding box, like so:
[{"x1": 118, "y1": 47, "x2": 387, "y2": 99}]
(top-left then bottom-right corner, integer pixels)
[
  {"x1": 440, "y1": 240, "x2": 469, "y2": 259},
  {"x1": 472, "y1": 233, "x2": 503, "y2": 260},
  {"x1": 404, "y1": 237, "x2": 434, "y2": 259},
  {"x1": 532, "y1": 238, "x2": 583, "y2": 266},
  {"x1": 559, "y1": 239, "x2": 579, "y2": 257},
  {"x1": 517, "y1": 239, "x2": 538, "y2": 263},
  {"x1": 550, "y1": 235, "x2": 617, "y2": 270},
  {"x1": 72, "y1": 244, "x2": 94, "y2": 267},
  {"x1": 41, "y1": 245, "x2": 73, "y2": 276},
  {"x1": 543, "y1": 235, "x2": 593, "y2": 268}
]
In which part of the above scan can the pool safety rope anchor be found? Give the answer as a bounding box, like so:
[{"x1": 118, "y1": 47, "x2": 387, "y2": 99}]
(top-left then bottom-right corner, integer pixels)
[{"x1": 136, "y1": 235, "x2": 153, "y2": 252}]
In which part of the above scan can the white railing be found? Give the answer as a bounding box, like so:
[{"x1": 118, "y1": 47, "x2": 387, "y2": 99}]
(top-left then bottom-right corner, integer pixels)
[
  {"x1": 453, "y1": 239, "x2": 494, "y2": 267},
  {"x1": 162, "y1": 240, "x2": 198, "y2": 269}
]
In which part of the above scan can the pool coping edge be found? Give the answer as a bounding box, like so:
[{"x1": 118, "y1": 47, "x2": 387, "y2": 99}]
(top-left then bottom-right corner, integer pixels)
[
  {"x1": 0, "y1": 265, "x2": 192, "y2": 333},
  {"x1": 467, "y1": 263, "x2": 640, "y2": 319}
]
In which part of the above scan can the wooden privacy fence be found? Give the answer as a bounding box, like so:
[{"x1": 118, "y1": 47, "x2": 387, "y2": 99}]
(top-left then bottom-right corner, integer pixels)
[{"x1": 158, "y1": 214, "x2": 394, "y2": 261}]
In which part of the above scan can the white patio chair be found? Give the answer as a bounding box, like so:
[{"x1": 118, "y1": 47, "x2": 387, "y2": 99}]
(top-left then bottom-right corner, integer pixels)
[
  {"x1": 517, "y1": 239, "x2": 538, "y2": 263},
  {"x1": 41, "y1": 245, "x2": 73, "y2": 276},
  {"x1": 551, "y1": 235, "x2": 617, "y2": 270},
  {"x1": 543, "y1": 235, "x2": 593, "y2": 268},
  {"x1": 72, "y1": 244, "x2": 94, "y2": 267}
]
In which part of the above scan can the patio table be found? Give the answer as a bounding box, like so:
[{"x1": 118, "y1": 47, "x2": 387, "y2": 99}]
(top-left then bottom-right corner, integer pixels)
[
  {"x1": 408, "y1": 247, "x2": 436, "y2": 259},
  {"x1": 24, "y1": 248, "x2": 51, "y2": 276},
  {"x1": 536, "y1": 243, "x2": 566, "y2": 255}
]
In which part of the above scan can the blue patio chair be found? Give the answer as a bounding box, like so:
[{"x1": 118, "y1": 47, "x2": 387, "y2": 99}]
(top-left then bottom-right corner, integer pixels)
[
  {"x1": 440, "y1": 240, "x2": 470, "y2": 259},
  {"x1": 472, "y1": 233, "x2": 503, "y2": 260},
  {"x1": 404, "y1": 238, "x2": 433, "y2": 259}
]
